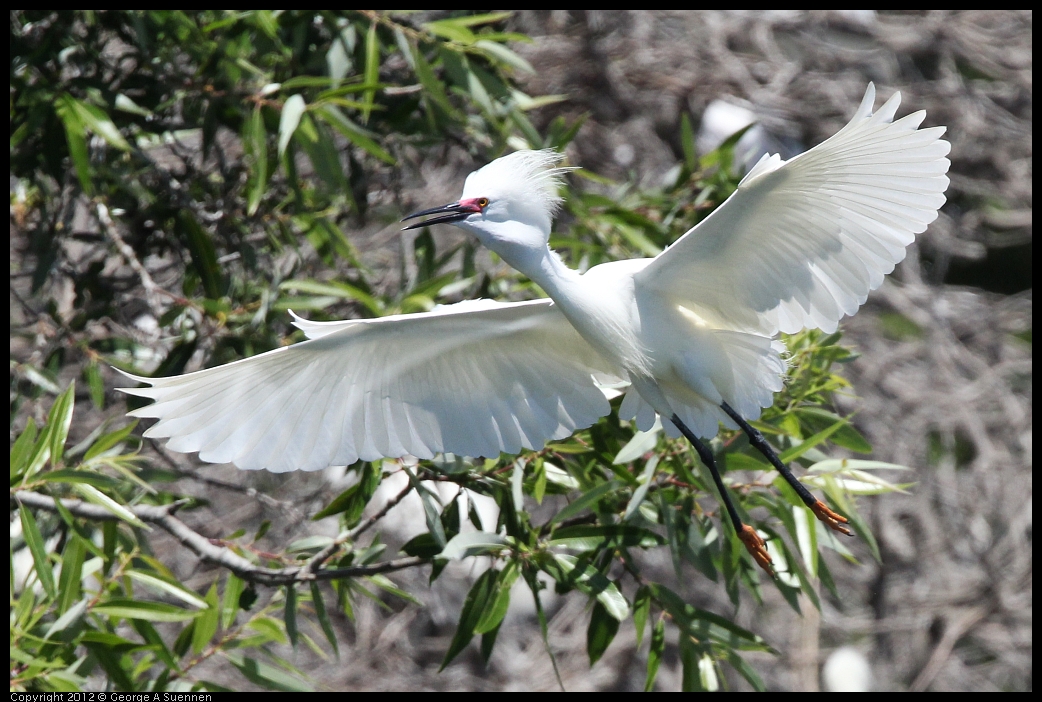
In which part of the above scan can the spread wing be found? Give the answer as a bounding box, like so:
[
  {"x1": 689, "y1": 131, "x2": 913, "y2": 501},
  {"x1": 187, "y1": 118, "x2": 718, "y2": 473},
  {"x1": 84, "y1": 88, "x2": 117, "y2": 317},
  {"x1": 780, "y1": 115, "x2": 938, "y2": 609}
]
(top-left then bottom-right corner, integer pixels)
[
  {"x1": 635, "y1": 83, "x2": 951, "y2": 335},
  {"x1": 118, "y1": 299, "x2": 619, "y2": 472}
]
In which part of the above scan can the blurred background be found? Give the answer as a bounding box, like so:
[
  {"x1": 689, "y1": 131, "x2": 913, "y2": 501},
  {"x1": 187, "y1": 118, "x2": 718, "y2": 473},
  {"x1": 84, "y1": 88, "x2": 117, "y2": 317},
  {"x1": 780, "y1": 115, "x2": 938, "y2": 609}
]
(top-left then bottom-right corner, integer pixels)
[{"x1": 10, "y1": 10, "x2": 1031, "y2": 691}]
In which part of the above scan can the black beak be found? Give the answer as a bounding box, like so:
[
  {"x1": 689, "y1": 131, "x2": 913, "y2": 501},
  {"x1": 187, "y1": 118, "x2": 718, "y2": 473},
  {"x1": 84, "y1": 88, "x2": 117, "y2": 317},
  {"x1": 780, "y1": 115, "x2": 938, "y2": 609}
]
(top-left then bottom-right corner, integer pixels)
[{"x1": 401, "y1": 202, "x2": 477, "y2": 231}]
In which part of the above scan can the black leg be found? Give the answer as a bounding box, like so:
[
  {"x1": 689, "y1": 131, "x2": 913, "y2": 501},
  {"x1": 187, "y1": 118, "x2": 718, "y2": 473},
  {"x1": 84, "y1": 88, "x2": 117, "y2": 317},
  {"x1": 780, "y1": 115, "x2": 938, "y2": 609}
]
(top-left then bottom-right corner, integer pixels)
[
  {"x1": 720, "y1": 402, "x2": 852, "y2": 536},
  {"x1": 670, "y1": 414, "x2": 774, "y2": 575}
]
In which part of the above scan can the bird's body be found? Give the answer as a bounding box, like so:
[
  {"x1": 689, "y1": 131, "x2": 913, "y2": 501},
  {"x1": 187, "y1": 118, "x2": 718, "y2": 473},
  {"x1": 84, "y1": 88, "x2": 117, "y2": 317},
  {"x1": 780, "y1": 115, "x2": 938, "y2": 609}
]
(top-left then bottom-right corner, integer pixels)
[{"x1": 120, "y1": 84, "x2": 949, "y2": 570}]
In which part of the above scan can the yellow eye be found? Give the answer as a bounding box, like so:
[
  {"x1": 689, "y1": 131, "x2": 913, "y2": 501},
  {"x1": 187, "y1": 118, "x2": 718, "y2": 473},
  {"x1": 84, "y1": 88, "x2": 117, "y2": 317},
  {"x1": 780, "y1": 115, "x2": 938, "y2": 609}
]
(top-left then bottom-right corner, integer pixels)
[{"x1": 477, "y1": 197, "x2": 490, "y2": 208}]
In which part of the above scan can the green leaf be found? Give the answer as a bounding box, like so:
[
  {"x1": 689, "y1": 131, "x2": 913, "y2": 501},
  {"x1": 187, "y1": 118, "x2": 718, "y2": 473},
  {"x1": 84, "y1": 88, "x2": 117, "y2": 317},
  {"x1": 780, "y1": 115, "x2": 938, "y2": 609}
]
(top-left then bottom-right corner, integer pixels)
[
  {"x1": 285, "y1": 584, "x2": 298, "y2": 648},
  {"x1": 177, "y1": 212, "x2": 223, "y2": 300},
  {"x1": 55, "y1": 95, "x2": 92, "y2": 193},
  {"x1": 475, "y1": 40, "x2": 534, "y2": 73},
  {"x1": 191, "y1": 581, "x2": 220, "y2": 654},
  {"x1": 18, "y1": 503, "x2": 56, "y2": 598},
  {"x1": 440, "y1": 567, "x2": 498, "y2": 670},
  {"x1": 315, "y1": 105, "x2": 395, "y2": 164},
  {"x1": 83, "y1": 420, "x2": 138, "y2": 462},
  {"x1": 645, "y1": 617, "x2": 665, "y2": 691},
  {"x1": 47, "y1": 382, "x2": 76, "y2": 468},
  {"x1": 726, "y1": 649, "x2": 766, "y2": 691},
  {"x1": 295, "y1": 114, "x2": 347, "y2": 193},
  {"x1": 361, "y1": 22, "x2": 379, "y2": 124},
  {"x1": 614, "y1": 423, "x2": 661, "y2": 464},
  {"x1": 222, "y1": 573, "x2": 245, "y2": 629},
  {"x1": 73, "y1": 483, "x2": 148, "y2": 529},
  {"x1": 647, "y1": 584, "x2": 774, "y2": 652},
  {"x1": 548, "y1": 524, "x2": 664, "y2": 551},
  {"x1": 411, "y1": 42, "x2": 456, "y2": 118},
  {"x1": 310, "y1": 582, "x2": 339, "y2": 656},
  {"x1": 312, "y1": 462, "x2": 382, "y2": 525},
  {"x1": 84, "y1": 362, "x2": 105, "y2": 409},
  {"x1": 56, "y1": 535, "x2": 85, "y2": 615},
  {"x1": 549, "y1": 480, "x2": 623, "y2": 525},
  {"x1": 474, "y1": 561, "x2": 519, "y2": 634},
  {"x1": 93, "y1": 598, "x2": 200, "y2": 623},
  {"x1": 10, "y1": 417, "x2": 37, "y2": 476},
  {"x1": 624, "y1": 455, "x2": 659, "y2": 522},
  {"x1": 549, "y1": 554, "x2": 629, "y2": 621},
  {"x1": 246, "y1": 105, "x2": 269, "y2": 216},
  {"x1": 280, "y1": 278, "x2": 384, "y2": 317},
  {"x1": 126, "y1": 570, "x2": 209, "y2": 609},
  {"x1": 439, "y1": 531, "x2": 509, "y2": 560},
  {"x1": 778, "y1": 418, "x2": 847, "y2": 464},
  {"x1": 511, "y1": 458, "x2": 525, "y2": 512},
  {"x1": 440, "y1": 11, "x2": 514, "y2": 27},
  {"x1": 223, "y1": 651, "x2": 314, "y2": 692},
  {"x1": 586, "y1": 600, "x2": 620, "y2": 665},
  {"x1": 278, "y1": 94, "x2": 306, "y2": 158},
  {"x1": 43, "y1": 598, "x2": 88, "y2": 640},
  {"x1": 424, "y1": 19, "x2": 478, "y2": 44},
  {"x1": 326, "y1": 25, "x2": 356, "y2": 87},
  {"x1": 407, "y1": 469, "x2": 446, "y2": 547},
  {"x1": 795, "y1": 407, "x2": 873, "y2": 453},
  {"x1": 401, "y1": 532, "x2": 442, "y2": 559},
  {"x1": 367, "y1": 574, "x2": 422, "y2": 606},
  {"x1": 633, "y1": 586, "x2": 651, "y2": 649}
]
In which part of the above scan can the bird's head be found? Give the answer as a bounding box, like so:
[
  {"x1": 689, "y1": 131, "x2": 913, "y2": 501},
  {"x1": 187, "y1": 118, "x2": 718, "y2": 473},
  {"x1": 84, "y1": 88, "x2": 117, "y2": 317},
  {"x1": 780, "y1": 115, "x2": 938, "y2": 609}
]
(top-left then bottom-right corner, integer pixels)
[{"x1": 403, "y1": 149, "x2": 573, "y2": 259}]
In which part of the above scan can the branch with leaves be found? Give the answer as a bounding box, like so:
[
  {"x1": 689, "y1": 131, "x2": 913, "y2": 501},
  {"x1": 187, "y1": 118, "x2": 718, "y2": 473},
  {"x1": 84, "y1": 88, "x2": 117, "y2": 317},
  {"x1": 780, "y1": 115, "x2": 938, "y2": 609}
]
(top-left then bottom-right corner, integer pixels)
[{"x1": 11, "y1": 489, "x2": 428, "y2": 587}]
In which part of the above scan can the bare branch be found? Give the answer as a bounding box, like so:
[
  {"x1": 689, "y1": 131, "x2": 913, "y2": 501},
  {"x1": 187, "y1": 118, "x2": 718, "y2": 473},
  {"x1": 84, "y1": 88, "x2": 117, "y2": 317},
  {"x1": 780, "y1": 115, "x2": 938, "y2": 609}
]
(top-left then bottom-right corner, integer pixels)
[{"x1": 11, "y1": 490, "x2": 429, "y2": 586}]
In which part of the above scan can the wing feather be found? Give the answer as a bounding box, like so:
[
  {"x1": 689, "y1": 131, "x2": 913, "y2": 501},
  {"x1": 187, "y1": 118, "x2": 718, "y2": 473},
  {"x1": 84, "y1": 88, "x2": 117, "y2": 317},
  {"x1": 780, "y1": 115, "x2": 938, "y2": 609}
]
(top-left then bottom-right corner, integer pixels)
[
  {"x1": 636, "y1": 83, "x2": 950, "y2": 335},
  {"x1": 118, "y1": 299, "x2": 619, "y2": 472}
]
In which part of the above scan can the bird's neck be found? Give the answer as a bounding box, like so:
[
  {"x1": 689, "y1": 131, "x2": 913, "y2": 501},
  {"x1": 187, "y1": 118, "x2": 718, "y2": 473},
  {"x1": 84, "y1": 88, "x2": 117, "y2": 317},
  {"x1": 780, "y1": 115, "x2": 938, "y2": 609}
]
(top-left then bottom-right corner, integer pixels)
[{"x1": 502, "y1": 244, "x2": 581, "y2": 301}]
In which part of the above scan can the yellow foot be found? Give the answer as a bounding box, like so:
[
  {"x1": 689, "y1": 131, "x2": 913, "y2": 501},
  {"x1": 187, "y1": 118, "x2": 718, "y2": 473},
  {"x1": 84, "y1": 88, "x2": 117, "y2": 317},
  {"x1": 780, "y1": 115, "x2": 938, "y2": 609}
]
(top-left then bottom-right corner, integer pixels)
[
  {"x1": 738, "y1": 524, "x2": 775, "y2": 576},
  {"x1": 811, "y1": 500, "x2": 853, "y2": 536}
]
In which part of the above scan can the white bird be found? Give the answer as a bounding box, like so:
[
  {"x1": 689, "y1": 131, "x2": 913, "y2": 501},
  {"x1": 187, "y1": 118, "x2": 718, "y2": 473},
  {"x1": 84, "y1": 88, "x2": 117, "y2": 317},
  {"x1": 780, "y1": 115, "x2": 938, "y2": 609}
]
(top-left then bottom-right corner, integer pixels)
[{"x1": 119, "y1": 84, "x2": 950, "y2": 573}]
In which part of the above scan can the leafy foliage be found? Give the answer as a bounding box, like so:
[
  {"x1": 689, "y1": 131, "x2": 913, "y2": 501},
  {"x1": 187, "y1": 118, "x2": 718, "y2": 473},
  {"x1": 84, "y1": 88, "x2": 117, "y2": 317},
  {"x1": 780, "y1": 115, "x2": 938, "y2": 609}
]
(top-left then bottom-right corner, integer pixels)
[{"x1": 11, "y1": 10, "x2": 910, "y2": 692}]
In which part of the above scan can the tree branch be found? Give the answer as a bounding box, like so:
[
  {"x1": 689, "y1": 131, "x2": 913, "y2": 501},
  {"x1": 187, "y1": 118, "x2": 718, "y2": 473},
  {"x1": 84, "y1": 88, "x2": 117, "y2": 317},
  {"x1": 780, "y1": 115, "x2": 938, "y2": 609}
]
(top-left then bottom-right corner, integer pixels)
[{"x1": 11, "y1": 490, "x2": 428, "y2": 586}]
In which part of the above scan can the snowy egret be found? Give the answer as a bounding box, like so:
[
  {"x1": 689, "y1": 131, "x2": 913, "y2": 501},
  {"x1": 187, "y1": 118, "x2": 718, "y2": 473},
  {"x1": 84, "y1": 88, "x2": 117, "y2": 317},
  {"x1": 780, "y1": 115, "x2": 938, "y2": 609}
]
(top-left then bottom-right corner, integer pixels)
[{"x1": 119, "y1": 84, "x2": 950, "y2": 573}]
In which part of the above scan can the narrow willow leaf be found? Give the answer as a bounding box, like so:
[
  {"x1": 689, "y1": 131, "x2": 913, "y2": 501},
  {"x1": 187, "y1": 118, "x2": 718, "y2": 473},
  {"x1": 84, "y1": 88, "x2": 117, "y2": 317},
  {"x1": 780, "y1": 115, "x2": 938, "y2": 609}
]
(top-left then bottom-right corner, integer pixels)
[
  {"x1": 18, "y1": 504, "x2": 56, "y2": 598},
  {"x1": 73, "y1": 484, "x2": 148, "y2": 529},
  {"x1": 474, "y1": 562, "x2": 519, "y2": 635},
  {"x1": 511, "y1": 458, "x2": 525, "y2": 512},
  {"x1": 623, "y1": 455, "x2": 659, "y2": 522},
  {"x1": 613, "y1": 421, "x2": 661, "y2": 464},
  {"x1": 645, "y1": 617, "x2": 665, "y2": 691},
  {"x1": 284, "y1": 584, "x2": 298, "y2": 648},
  {"x1": 440, "y1": 568, "x2": 497, "y2": 671},
  {"x1": 246, "y1": 105, "x2": 268, "y2": 216},
  {"x1": 586, "y1": 600, "x2": 620, "y2": 665},
  {"x1": 127, "y1": 570, "x2": 208, "y2": 609},
  {"x1": 439, "y1": 531, "x2": 509, "y2": 561},
  {"x1": 223, "y1": 651, "x2": 314, "y2": 692},
  {"x1": 278, "y1": 94, "x2": 306, "y2": 158},
  {"x1": 778, "y1": 419, "x2": 846, "y2": 463},
  {"x1": 222, "y1": 573, "x2": 245, "y2": 629},
  {"x1": 311, "y1": 582, "x2": 339, "y2": 656},
  {"x1": 361, "y1": 22, "x2": 378, "y2": 124},
  {"x1": 55, "y1": 95, "x2": 92, "y2": 193},
  {"x1": 47, "y1": 382, "x2": 76, "y2": 467},
  {"x1": 92, "y1": 599, "x2": 199, "y2": 623},
  {"x1": 633, "y1": 586, "x2": 651, "y2": 649},
  {"x1": 191, "y1": 581, "x2": 220, "y2": 654},
  {"x1": 11, "y1": 417, "x2": 37, "y2": 476},
  {"x1": 549, "y1": 480, "x2": 622, "y2": 525}
]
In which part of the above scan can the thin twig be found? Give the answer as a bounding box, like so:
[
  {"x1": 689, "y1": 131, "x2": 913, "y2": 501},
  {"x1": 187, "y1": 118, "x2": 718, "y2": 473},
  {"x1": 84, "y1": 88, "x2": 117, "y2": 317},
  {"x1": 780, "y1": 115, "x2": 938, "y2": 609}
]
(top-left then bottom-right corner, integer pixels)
[{"x1": 304, "y1": 479, "x2": 415, "y2": 576}]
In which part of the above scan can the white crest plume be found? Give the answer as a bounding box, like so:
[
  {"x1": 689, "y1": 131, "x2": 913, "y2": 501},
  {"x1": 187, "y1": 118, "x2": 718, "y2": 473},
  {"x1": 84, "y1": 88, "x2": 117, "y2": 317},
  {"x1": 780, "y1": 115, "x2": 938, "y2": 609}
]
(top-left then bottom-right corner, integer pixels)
[{"x1": 461, "y1": 149, "x2": 575, "y2": 223}]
